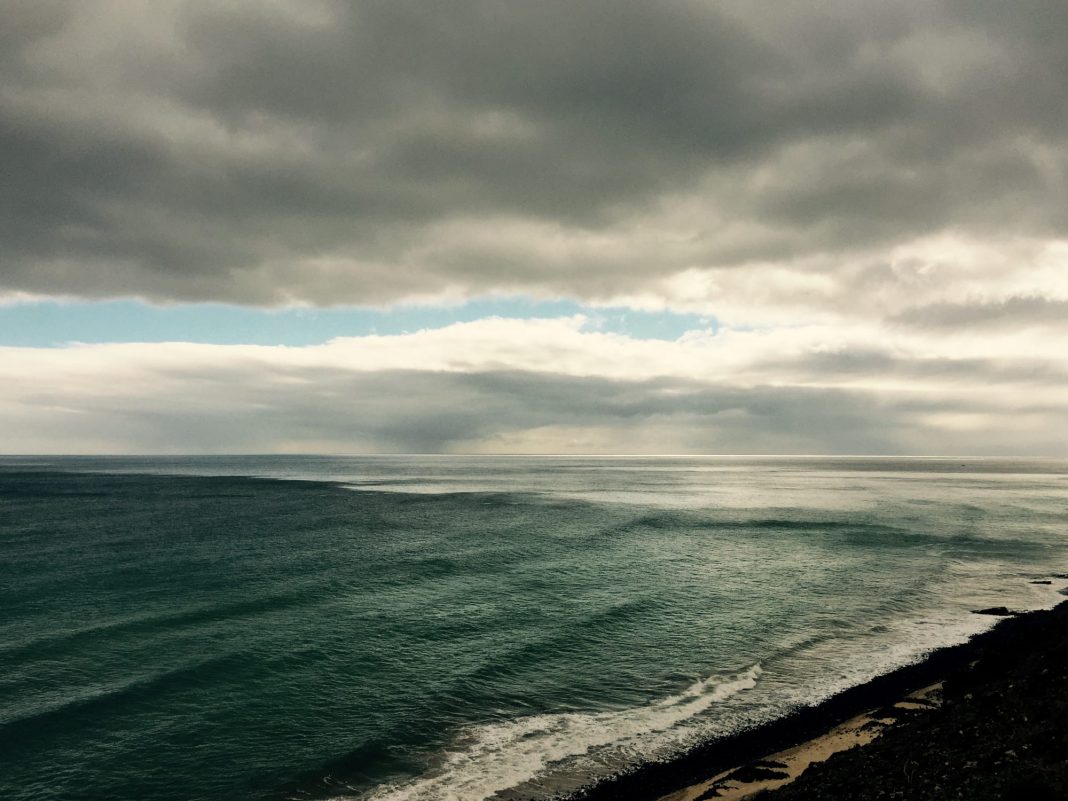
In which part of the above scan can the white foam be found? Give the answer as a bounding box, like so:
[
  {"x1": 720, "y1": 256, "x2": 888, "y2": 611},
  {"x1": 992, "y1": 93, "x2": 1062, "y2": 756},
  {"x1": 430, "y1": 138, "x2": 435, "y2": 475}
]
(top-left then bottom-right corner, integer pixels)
[
  {"x1": 747, "y1": 575, "x2": 1068, "y2": 725},
  {"x1": 351, "y1": 665, "x2": 762, "y2": 801}
]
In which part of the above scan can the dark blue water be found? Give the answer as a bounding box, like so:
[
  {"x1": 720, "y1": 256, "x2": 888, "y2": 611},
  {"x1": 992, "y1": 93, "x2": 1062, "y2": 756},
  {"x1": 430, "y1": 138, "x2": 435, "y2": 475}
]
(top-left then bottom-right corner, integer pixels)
[{"x1": 2, "y1": 456, "x2": 1066, "y2": 801}]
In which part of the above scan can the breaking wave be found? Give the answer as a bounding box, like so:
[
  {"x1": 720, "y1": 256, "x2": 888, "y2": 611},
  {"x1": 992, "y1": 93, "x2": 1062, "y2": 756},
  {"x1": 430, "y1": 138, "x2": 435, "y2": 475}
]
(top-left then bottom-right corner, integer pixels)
[{"x1": 356, "y1": 665, "x2": 762, "y2": 801}]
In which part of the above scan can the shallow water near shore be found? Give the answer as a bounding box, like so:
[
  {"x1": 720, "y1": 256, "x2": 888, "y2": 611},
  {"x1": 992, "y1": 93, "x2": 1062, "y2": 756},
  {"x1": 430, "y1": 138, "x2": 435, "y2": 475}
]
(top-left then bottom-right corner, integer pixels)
[{"x1": 2, "y1": 456, "x2": 1066, "y2": 801}]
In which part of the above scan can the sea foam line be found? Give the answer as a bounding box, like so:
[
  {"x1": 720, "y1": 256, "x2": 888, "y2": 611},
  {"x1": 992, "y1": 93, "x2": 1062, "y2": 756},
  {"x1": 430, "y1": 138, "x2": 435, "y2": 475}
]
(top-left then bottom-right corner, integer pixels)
[{"x1": 352, "y1": 664, "x2": 761, "y2": 801}]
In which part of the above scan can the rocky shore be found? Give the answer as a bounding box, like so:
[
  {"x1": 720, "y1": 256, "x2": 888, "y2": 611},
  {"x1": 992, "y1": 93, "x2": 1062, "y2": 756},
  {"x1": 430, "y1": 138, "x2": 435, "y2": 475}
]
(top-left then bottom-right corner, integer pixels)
[
  {"x1": 568, "y1": 595, "x2": 1068, "y2": 801},
  {"x1": 754, "y1": 598, "x2": 1068, "y2": 800}
]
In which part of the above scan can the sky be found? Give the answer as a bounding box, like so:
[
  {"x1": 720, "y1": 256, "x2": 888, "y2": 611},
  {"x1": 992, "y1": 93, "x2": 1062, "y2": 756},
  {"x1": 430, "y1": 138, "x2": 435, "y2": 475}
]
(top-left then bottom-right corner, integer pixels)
[{"x1": 1, "y1": 0, "x2": 1066, "y2": 455}]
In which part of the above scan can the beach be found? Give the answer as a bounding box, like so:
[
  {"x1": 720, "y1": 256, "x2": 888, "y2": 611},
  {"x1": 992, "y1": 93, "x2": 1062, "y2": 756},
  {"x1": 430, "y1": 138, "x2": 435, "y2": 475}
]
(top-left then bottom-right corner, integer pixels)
[
  {"x1": 655, "y1": 681, "x2": 944, "y2": 801},
  {"x1": 571, "y1": 595, "x2": 1068, "y2": 801}
]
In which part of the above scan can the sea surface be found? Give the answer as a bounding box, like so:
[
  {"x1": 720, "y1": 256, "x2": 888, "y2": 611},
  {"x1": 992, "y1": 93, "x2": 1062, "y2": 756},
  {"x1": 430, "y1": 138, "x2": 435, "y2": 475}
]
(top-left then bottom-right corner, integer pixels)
[{"x1": 2, "y1": 456, "x2": 1066, "y2": 801}]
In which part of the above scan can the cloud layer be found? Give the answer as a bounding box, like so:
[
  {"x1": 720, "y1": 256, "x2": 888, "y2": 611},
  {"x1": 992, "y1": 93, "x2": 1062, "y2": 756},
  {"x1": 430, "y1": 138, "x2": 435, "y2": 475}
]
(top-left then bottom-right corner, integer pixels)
[
  {"x1": 2, "y1": 0, "x2": 1066, "y2": 317},
  {"x1": 2, "y1": 317, "x2": 1065, "y2": 455},
  {"x1": 3, "y1": 2, "x2": 1065, "y2": 455}
]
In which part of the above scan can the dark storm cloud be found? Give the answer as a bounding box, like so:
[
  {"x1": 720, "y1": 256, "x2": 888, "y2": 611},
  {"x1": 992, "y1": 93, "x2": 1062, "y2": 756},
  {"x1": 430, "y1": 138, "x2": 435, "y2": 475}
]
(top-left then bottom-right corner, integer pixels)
[
  {"x1": 11, "y1": 356, "x2": 1065, "y2": 455},
  {"x1": 894, "y1": 296, "x2": 1068, "y2": 330},
  {"x1": 2, "y1": 0, "x2": 1066, "y2": 305},
  {"x1": 7, "y1": 366, "x2": 910, "y2": 455},
  {"x1": 756, "y1": 346, "x2": 1068, "y2": 384}
]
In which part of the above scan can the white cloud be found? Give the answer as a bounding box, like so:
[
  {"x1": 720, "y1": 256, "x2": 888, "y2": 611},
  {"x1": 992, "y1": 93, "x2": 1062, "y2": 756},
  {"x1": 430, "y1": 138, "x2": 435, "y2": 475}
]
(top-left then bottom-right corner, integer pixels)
[{"x1": 2, "y1": 317, "x2": 1064, "y2": 455}]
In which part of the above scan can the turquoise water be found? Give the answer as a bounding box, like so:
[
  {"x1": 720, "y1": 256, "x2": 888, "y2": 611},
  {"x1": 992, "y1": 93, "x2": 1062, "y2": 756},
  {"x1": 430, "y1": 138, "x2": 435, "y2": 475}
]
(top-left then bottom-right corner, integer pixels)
[{"x1": 1, "y1": 456, "x2": 1066, "y2": 801}]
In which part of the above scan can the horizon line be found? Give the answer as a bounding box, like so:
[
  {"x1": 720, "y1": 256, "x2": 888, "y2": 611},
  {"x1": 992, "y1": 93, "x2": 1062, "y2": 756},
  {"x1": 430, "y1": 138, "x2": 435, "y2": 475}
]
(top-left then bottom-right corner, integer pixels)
[{"x1": 1, "y1": 453, "x2": 1063, "y2": 460}]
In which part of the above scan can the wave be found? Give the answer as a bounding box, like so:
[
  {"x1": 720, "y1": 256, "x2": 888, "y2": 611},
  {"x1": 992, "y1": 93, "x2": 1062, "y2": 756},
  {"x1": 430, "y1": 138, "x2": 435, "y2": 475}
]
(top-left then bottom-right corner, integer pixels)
[
  {"x1": 0, "y1": 585, "x2": 326, "y2": 661},
  {"x1": 0, "y1": 649, "x2": 249, "y2": 733},
  {"x1": 355, "y1": 577, "x2": 1067, "y2": 801},
  {"x1": 351, "y1": 665, "x2": 762, "y2": 801}
]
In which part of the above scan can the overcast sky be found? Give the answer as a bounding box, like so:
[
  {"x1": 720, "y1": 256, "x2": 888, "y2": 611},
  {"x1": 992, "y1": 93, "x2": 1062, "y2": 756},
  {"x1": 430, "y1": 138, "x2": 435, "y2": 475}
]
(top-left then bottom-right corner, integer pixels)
[{"x1": 2, "y1": 0, "x2": 1066, "y2": 455}]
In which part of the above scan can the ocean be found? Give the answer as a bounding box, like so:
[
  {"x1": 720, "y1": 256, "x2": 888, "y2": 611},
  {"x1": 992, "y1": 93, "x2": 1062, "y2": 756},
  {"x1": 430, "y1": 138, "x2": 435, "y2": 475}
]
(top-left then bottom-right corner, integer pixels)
[{"x1": 2, "y1": 456, "x2": 1066, "y2": 801}]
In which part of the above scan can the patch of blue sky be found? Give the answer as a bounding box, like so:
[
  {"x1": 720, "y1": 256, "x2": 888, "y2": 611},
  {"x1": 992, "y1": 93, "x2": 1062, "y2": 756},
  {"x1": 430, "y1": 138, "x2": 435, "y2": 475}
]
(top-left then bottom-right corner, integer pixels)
[{"x1": 0, "y1": 298, "x2": 716, "y2": 347}]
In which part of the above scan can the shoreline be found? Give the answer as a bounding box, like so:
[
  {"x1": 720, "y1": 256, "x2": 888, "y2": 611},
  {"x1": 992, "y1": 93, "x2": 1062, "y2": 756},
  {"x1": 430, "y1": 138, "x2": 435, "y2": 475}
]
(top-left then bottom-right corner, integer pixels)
[
  {"x1": 655, "y1": 680, "x2": 946, "y2": 801},
  {"x1": 567, "y1": 592, "x2": 1068, "y2": 801}
]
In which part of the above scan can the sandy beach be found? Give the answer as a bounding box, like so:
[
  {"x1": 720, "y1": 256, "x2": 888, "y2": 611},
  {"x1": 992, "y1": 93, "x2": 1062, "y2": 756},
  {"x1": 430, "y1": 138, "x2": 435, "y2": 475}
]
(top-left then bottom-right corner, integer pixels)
[
  {"x1": 657, "y1": 682, "x2": 944, "y2": 801},
  {"x1": 570, "y1": 587, "x2": 1068, "y2": 801}
]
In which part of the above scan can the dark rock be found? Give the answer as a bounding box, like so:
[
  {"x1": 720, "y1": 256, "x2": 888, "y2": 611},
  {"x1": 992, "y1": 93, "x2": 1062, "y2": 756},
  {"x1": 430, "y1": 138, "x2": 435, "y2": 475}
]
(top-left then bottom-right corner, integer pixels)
[
  {"x1": 1014, "y1": 775, "x2": 1061, "y2": 801},
  {"x1": 757, "y1": 601, "x2": 1068, "y2": 801},
  {"x1": 694, "y1": 787, "x2": 722, "y2": 800},
  {"x1": 567, "y1": 602, "x2": 1068, "y2": 801},
  {"x1": 971, "y1": 607, "x2": 1017, "y2": 616},
  {"x1": 872, "y1": 704, "x2": 921, "y2": 720},
  {"x1": 725, "y1": 764, "x2": 790, "y2": 783},
  {"x1": 1031, "y1": 580, "x2": 1053, "y2": 585},
  {"x1": 753, "y1": 760, "x2": 788, "y2": 769}
]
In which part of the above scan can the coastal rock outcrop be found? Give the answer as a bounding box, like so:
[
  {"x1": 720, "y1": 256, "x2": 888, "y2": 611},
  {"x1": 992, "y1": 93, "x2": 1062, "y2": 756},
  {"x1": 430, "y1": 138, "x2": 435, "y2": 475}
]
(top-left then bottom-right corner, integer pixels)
[
  {"x1": 970, "y1": 606, "x2": 1017, "y2": 616},
  {"x1": 758, "y1": 602, "x2": 1068, "y2": 801}
]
